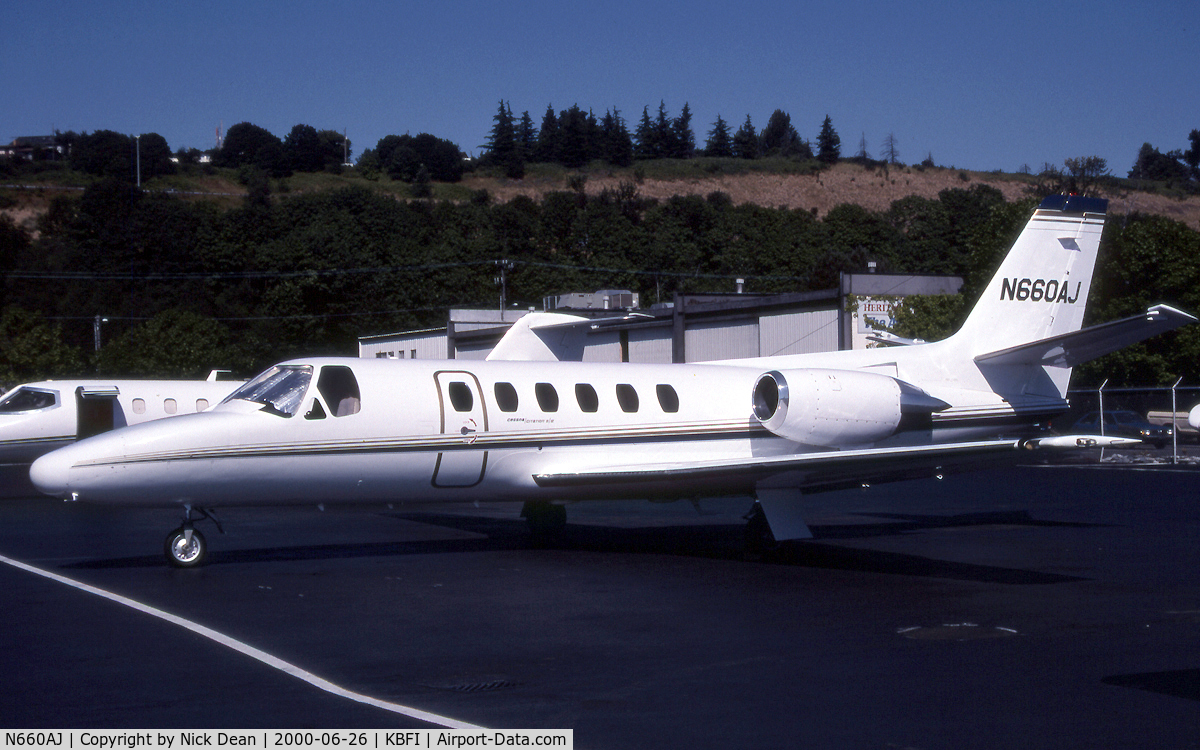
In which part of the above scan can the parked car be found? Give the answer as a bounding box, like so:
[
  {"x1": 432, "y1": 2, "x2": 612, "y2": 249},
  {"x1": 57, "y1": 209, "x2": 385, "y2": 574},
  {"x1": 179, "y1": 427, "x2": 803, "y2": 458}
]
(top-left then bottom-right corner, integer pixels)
[{"x1": 1067, "y1": 410, "x2": 1173, "y2": 448}]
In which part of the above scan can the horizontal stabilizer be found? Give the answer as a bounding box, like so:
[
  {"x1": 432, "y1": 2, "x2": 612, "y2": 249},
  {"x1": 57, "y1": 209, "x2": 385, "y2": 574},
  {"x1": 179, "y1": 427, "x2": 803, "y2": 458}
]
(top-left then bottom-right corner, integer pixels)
[
  {"x1": 485, "y1": 312, "x2": 592, "y2": 362},
  {"x1": 486, "y1": 311, "x2": 654, "y2": 361},
  {"x1": 974, "y1": 305, "x2": 1196, "y2": 368}
]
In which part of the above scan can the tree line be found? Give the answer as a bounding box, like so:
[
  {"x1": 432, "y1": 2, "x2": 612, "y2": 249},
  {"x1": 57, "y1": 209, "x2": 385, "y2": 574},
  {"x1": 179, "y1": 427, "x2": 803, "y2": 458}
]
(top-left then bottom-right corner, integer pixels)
[
  {"x1": 1, "y1": 176, "x2": 1198, "y2": 387},
  {"x1": 479, "y1": 102, "x2": 852, "y2": 177},
  {"x1": 6, "y1": 111, "x2": 1198, "y2": 195}
]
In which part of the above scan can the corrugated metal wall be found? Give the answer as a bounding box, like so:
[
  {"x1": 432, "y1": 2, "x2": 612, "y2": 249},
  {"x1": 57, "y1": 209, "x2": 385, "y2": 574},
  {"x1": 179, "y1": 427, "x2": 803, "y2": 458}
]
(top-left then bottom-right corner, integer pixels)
[
  {"x1": 686, "y1": 321, "x2": 760, "y2": 362},
  {"x1": 582, "y1": 331, "x2": 623, "y2": 363},
  {"x1": 759, "y1": 310, "x2": 839, "y2": 357},
  {"x1": 628, "y1": 328, "x2": 672, "y2": 363},
  {"x1": 359, "y1": 331, "x2": 447, "y2": 360}
]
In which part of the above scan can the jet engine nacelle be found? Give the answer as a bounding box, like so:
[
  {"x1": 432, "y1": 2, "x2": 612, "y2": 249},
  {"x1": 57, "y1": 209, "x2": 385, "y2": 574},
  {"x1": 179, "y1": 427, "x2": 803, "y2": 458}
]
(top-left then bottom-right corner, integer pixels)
[{"x1": 751, "y1": 368, "x2": 945, "y2": 447}]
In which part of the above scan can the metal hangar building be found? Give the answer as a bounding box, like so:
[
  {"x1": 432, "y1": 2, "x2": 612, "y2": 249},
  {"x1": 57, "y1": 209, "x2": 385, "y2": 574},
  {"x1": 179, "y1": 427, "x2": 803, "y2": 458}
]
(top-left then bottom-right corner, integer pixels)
[{"x1": 358, "y1": 274, "x2": 963, "y2": 363}]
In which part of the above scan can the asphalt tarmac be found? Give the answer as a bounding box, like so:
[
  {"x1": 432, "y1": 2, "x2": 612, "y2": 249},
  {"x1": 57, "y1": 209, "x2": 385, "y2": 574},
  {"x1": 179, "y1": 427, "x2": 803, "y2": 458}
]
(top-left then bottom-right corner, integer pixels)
[{"x1": 0, "y1": 460, "x2": 1198, "y2": 748}]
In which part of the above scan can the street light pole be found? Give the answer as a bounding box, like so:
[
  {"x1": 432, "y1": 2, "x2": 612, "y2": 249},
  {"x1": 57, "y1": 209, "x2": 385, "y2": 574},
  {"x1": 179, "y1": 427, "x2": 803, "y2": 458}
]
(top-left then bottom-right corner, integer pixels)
[{"x1": 134, "y1": 135, "x2": 141, "y2": 187}]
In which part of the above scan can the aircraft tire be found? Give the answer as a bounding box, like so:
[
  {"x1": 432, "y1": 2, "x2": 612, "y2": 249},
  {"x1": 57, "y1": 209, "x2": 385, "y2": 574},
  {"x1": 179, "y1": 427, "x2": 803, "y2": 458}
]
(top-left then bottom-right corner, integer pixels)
[{"x1": 164, "y1": 527, "x2": 207, "y2": 568}]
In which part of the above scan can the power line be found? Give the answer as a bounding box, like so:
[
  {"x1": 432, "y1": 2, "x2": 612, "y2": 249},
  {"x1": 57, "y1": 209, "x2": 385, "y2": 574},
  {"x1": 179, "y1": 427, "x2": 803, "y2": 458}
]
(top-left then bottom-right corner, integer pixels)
[{"x1": 6, "y1": 259, "x2": 806, "y2": 283}]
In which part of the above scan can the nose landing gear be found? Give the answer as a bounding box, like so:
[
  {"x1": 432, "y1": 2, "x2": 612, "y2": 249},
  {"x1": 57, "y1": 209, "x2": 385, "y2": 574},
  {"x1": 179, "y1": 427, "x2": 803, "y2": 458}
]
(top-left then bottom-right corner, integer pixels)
[
  {"x1": 164, "y1": 506, "x2": 222, "y2": 568},
  {"x1": 165, "y1": 526, "x2": 206, "y2": 567}
]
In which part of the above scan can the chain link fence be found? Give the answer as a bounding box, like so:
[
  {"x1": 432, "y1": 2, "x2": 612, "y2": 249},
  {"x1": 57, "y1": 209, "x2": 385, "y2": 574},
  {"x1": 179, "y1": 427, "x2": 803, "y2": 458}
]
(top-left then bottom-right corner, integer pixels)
[{"x1": 1058, "y1": 382, "x2": 1200, "y2": 464}]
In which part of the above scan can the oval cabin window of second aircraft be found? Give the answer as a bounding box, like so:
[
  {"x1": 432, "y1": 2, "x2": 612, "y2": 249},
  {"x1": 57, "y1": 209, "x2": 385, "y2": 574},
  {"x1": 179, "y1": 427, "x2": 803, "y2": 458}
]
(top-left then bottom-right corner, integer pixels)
[
  {"x1": 164, "y1": 398, "x2": 178, "y2": 415},
  {"x1": 615, "y1": 384, "x2": 639, "y2": 413},
  {"x1": 132, "y1": 398, "x2": 146, "y2": 415},
  {"x1": 494, "y1": 382, "x2": 518, "y2": 412},
  {"x1": 535, "y1": 383, "x2": 559, "y2": 412},
  {"x1": 575, "y1": 384, "x2": 599, "y2": 413}
]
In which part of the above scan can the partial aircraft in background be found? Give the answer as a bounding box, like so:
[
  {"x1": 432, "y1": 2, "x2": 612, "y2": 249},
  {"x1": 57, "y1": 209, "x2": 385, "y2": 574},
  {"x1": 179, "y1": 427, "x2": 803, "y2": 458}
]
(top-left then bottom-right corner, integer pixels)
[
  {"x1": 30, "y1": 196, "x2": 1196, "y2": 566},
  {"x1": 0, "y1": 373, "x2": 239, "y2": 465}
]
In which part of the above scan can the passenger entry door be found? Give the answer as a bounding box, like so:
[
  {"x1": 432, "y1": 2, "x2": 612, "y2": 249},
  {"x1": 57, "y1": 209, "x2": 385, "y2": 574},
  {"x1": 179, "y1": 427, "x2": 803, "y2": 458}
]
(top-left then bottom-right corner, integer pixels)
[{"x1": 432, "y1": 371, "x2": 488, "y2": 487}]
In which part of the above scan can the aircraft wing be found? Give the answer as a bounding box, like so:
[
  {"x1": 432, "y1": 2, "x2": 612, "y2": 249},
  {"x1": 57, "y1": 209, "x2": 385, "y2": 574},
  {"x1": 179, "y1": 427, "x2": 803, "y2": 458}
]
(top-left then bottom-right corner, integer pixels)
[
  {"x1": 974, "y1": 304, "x2": 1196, "y2": 368},
  {"x1": 531, "y1": 435, "x2": 1138, "y2": 492}
]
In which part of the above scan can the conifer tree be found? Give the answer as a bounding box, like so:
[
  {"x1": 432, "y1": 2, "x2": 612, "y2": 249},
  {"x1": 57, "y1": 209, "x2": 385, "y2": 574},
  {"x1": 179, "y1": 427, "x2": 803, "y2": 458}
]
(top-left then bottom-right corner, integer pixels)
[
  {"x1": 672, "y1": 103, "x2": 695, "y2": 159},
  {"x1": 534, "y1": 105, "x2": 560, "y2": 163},
  {"x1": 601, "y1": 108, "x2": 634, "y2": 167},
  {"x1": 634, "y1": 106, "x2": 657, "y2": 160},
  {"x1": 705, "y1": 115, "x2": 733, "y2": 157},
  {"x1": 817, "y1": 115, "x2": 841, "y2": 164},
  {"x1": 732, "y1": 114, "x2": 758, "y2": 159},
  {"x1": 760, "y1": 110, "x2": 808, "y2": 158},
  {"x1": 516, "y1": 111, "x2": 537, "y2": 161},
  {"x1": 485, "y1": 101, "x2": 523, "y2": 178},
  {"x1": 557, "y1": 105, "x2": 593, "y2": 169}
]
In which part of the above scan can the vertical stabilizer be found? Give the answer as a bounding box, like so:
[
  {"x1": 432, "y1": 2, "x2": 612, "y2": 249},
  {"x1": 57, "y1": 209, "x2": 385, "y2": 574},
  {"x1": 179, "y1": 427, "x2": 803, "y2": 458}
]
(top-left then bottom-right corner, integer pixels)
[{"x1": 952, "y1": 195, "x2": 1107, "y2": 358}]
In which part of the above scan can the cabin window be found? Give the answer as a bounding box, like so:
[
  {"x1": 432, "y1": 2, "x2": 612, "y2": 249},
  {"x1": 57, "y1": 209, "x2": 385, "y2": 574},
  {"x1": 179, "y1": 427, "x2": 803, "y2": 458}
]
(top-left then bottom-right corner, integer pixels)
[
  {"x1": 615, "y1": 384, "x2": 639, "y2": 413},
  {"x1": 575, "y1": 384, "x2": 599, "y2": 413},
  {"x1": 224, "y1": 365, "x2": 313, "y2": 418},
  {"x1": 0, "y1": 388, "x2": 57, "y2": 413},
  {"x1": 656, "y1": 384, "x2": 679, "y2": 413},
  {"x1": 494, "y1": 382, "x2": 518, "y2": 412},
  {"x1": 447, "y1": 382, "x2": 473, "y2": 412},
  {"x1": 164, "y1": 398, "x2": 178, "y2": 415},
  {"x1": 535, "y1": 383, "x2": 559, "y2": 412},
  {"x1": 318, "y1": 365, "x2": 362, "y2": 417},
  {"x1": 196, "y1": 399, "x2": 209, "y2": 412},
  {"x1": 132, "y1": 398, "x2": 146, "y2": 415}
]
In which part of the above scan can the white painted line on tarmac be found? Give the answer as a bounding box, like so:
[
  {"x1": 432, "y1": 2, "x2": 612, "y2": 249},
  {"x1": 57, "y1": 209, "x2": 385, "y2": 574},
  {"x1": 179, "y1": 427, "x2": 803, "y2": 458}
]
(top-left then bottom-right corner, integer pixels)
[{"x1": 0, "y1": 552, "x2": 485, "y2": 730}]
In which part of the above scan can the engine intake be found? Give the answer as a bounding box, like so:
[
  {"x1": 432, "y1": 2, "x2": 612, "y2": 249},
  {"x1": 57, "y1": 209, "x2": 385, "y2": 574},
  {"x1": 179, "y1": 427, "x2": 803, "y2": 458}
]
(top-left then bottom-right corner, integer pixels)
[{"x1": 751, "y1": 368, "x2": 947, "y2": 447}]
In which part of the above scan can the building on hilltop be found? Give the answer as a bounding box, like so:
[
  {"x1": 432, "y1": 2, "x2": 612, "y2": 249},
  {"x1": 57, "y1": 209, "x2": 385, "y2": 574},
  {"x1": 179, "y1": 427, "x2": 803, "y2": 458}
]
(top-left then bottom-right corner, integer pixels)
[{"x1": 0, "y1": 136, "x2": 64, "y2": 160}]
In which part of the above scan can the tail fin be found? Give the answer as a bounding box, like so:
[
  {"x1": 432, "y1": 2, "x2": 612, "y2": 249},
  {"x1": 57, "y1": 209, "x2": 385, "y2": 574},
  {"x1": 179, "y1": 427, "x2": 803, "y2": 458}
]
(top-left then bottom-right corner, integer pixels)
[{"x1": 951, "y1": 195, "x2": 1108, "y2": 357}]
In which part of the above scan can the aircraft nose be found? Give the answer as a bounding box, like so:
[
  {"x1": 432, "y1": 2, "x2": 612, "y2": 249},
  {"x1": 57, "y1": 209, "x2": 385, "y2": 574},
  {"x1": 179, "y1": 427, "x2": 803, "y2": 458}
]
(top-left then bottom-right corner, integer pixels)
[{"x1": 30, "y1": 447, "x2": 75, "y2": 498}]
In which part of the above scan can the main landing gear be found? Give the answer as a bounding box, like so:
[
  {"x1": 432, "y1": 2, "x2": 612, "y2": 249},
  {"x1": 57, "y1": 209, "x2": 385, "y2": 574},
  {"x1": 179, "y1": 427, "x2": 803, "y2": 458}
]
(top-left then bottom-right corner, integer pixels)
[
  {"x1": 164, "y1": 506, "x2": 223, "y2": 568},
  {"x1": 743, "y1": 503, "x2": 778, "y2": 557}
]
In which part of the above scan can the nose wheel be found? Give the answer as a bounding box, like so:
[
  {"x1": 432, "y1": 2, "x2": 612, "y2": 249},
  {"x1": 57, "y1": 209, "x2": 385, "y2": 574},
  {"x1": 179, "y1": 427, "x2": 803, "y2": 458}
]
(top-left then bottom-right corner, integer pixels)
[
  {"x1": 163, "y1": 506, "x2": 221, "y2": 567},
  {"x1": 165, "y1": 526, "x2": 207, "y2": 567}
]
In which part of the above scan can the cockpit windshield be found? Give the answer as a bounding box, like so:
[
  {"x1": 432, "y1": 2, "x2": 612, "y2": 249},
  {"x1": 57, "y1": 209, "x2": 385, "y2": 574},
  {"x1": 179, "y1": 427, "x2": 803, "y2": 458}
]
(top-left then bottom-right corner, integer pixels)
[
  {"x1": 0, "y1": 387, "x2": 57, "y2": 413},
  {"x1": 222, "y1": 365, "x2": 312, "y2": 417}
]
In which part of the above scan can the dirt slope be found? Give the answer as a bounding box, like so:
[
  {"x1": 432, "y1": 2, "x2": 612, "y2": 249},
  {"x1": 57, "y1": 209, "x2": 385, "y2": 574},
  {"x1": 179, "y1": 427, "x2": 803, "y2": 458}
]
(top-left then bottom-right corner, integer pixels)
[{"x1": 464, "y1": 162, "x2": 1200, "y2": 230}]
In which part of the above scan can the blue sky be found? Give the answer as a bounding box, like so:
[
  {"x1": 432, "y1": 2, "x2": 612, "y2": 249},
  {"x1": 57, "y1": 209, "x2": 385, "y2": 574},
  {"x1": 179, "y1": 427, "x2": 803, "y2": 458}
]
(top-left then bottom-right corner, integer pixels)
[{"x1": 5, "y1": 0, "x2": 1197, "y2": 174}]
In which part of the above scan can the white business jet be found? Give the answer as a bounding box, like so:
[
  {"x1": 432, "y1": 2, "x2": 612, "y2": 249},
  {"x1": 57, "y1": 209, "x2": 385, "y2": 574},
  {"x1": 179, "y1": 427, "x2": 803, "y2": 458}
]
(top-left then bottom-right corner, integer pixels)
[
  {"x1": 30, "y1": 196, "x2": 1196, "y2": 566},
  {"x1": 0, "y1": 372, "x2": 239, "y2": 465}
]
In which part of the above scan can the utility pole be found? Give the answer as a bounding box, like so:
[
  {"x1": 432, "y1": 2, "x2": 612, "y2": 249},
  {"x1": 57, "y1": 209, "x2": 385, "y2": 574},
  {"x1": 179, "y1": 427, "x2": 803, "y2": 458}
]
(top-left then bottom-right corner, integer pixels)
[{"x1": 495, "y1": 259, "x2": 514, "y2": 319}]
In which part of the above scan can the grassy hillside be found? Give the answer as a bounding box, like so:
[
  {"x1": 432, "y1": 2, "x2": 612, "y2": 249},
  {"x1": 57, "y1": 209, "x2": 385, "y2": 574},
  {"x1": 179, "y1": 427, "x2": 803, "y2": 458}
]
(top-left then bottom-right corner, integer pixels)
[{"x1": 4, "y1": 159, "x2": 1200, "y2": 233}]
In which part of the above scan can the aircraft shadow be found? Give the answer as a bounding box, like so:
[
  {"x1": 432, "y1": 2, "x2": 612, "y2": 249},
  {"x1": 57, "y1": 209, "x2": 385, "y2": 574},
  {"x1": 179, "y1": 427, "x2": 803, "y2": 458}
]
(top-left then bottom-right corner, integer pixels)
[
  {"x1": 818, "y1": 509, "x2": 1103, "y2": 539},
  {"x1": 392, "y1": 510, "x2": 1089, "y2": 585},
  {"x1": 1102, "y1": 669, "x2": 1200, "y2": 702},
  {"x1": 64, "y1": 508, "x2": 1089, "y2": 584}
]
